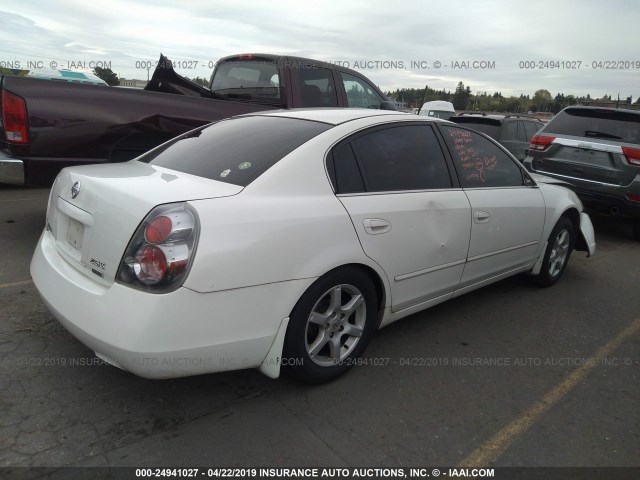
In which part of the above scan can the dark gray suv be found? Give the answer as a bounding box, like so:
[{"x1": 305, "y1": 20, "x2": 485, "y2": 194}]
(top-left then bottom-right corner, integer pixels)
[
  {"x1": 451, "y1": 113, "x2": 545, "y2": 161},
  {"x1": 523, "y1": 106, "x2": 640, "y2": 240}
]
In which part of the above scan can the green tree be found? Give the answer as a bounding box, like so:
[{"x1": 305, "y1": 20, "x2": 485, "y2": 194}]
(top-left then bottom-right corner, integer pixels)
[
  {"x1": 451, "y1": 81, "x2": 471, "y2": 110},
  {"x1": 190, "y1": 76, "x2": 209, "y2": 87},
  {"x1": 532, "y1": 89, "x2": 552, "y2": 112},
  {"x1": 93, "y1": 67, "x2": 119, "y2": 86}
]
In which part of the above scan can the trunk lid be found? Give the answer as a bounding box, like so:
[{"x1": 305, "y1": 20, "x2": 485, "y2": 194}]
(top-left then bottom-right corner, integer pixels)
[
  {"x1": 47, "y1": 161, "x2": 242, "y2": 285},
  {"x1": 532, "y1": 137, "x2": 636, "y2": 186}
]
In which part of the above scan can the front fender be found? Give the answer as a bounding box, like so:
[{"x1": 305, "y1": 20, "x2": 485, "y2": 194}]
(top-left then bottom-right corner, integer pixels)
[{"x1": 578, "y1": 211, "x2": 596, "y2": 256}]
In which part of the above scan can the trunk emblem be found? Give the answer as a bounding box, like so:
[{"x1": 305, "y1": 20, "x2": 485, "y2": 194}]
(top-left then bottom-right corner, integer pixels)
[{"x1": 71, "y1": 181, "x2": 81, "y2": 198}]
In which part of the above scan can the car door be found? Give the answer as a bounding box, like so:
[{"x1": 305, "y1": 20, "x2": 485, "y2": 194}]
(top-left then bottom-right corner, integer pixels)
[
  {"x1": 328, "y1": 123, "x2": 472, "y2": 312},
  {"x1": 438, "y1": 124, "x2": 545, "y2": 293}
]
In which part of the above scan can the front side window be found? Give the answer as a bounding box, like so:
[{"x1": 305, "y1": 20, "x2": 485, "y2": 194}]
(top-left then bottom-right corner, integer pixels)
[
  {"x1": 330, "y1": 125, "x2": 452, "y2": 193},
  {"x1": 340, "y1": 72, "x2": 385, "y2": 109},
  {"x1": 440, "y1": 125, "x2": 525, "y2": 188}
]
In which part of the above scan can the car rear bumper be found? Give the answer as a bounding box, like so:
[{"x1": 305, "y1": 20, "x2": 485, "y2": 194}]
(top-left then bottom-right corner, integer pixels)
[
  {"x1": 524, "y1": 160, "x2": 640, "y2": 219},
  {"x1": 574, "y1": 188, "x2": 640, "y2": 219},
  {"x1": 30, "y1": 229, "x2": 305, "y2": 379},
  {"x1": 0, "y1": 150, "x2": 25, "y2": 185}
]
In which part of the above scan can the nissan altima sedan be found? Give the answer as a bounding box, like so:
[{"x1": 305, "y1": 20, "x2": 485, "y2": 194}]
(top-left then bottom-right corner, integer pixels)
[{"x1": 31, "y1": 109, "x2": 595, "y2": 384}]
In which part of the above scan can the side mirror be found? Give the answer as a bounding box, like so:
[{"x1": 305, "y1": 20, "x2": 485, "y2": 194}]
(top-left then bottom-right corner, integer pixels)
[{"x1": 380, "y1": 101, "x2": 396, "y2": 111}]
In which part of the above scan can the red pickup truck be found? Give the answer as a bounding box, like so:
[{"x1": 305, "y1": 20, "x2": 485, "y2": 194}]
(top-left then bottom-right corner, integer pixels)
[{"x1": 0, "y1": 54, "x2": 395, "y2": 185}]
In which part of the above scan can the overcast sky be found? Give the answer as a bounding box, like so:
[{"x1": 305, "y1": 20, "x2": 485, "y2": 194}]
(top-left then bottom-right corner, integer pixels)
[{"x1": 1, "y1": 0, "x2": 639, "y2": 99}]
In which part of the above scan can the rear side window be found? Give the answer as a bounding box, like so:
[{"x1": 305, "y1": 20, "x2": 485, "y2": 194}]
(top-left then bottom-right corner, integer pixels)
[
  {"x1": 334, "y1": 125, "x2": 452, "y2": 193},
  {"x1": 440, "y1": 125, "x2": 525, "y2": 188},
  {"x1": 517, "y1": 121, "x2": 528, "y2": 142},
  {"x1": 139, "y1": 116, "x2": 331, "y2": 186},
  {"x1": 331, "y1": 144, "x2": 365, "y2": 193},
  {"x1": 299, "y1": 67, "x2": 338, "y2": 107},
  {"x1": 544, "y1": 108, "x2": 640, "y2": 145},
  {"x1": 524, "y1": 121, "x2": 542, "y2": 138},
  {"x1": 500, "y1": 121, "x2": 518, "y2": 141}
]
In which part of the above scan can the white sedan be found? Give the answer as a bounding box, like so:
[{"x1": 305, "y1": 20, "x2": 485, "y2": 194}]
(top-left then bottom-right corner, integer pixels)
[{"x1": 31, "y1": 109, "x2": 595, "y2": 384}]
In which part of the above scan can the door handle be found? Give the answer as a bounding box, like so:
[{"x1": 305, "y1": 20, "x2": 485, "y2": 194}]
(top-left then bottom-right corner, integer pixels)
[
  {"x1": 473, "y1": 211, "x2": 491, "y2": 223},
  {"x1": 363, "y1": 218, "x2": 391, "y2": 234}
]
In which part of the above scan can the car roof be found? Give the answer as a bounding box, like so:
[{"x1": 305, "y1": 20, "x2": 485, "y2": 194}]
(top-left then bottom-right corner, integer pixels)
[
  {"x1": 561, "y1": 105, "x2": 640, "y2": 115},
  {"x1": 253, "y1": 108, "x2": 422, "y2": 126}
]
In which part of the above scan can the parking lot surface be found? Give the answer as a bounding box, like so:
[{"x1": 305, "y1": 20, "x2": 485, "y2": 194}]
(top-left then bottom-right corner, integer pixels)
[{"x1": 0, "y1": 184, "x2": 638, "y2": 477}]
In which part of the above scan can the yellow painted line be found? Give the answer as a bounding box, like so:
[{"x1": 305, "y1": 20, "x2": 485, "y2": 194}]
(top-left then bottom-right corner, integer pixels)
[
  {"x1": 458, "y1": 316, "x2": 640, "y2": 467},
  {"x1": 0, "y1": 279, "x2": 33, "y2": 289}
]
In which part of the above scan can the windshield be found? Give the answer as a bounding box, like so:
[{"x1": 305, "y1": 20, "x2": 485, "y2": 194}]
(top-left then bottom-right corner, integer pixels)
[
  {"x1": 425, "y1": 110, "x2": 455, "y2": 120},
  {"x1": 211, "y1": 59, "x2": 282, "y2": 107}
]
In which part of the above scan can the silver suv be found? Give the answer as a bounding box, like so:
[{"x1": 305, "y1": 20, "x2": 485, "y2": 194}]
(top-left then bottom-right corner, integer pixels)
[{"x1": 523, "y1": 106, "x2": 640, "y2": 240}]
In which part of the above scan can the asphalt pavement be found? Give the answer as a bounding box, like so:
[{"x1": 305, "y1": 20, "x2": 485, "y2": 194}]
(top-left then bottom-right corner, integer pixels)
[{"x1": 0, "y1": 183, "x2": 638, "y2": 479}]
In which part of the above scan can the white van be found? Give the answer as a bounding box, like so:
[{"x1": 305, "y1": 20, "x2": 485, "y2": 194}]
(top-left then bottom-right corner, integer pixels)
[{"x1": 418, "y1": 101, "x2": 456, "y2": 120}]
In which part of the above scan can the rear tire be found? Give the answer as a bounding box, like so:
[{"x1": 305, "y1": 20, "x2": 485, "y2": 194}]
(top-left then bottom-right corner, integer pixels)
[
  {"x1": 282, "y1": 267, "x2": 378, "y2": 384},
  {"x1": 532, "y1": 217, "x2": 575, "y2": 287}
]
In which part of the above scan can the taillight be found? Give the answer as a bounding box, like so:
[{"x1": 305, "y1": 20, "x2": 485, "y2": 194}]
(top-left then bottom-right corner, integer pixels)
[
  {"x1": 529, "y1": 134, "x2": 555, "y2": 151},
  {"x1": 134, "y1": 245, "x2": 168, "y2": 284},
  {"x1": 145, "y1": 216, "x2": 173, "y2": 244},
  {"x1": 622, "y1": 146, "x2": 640, "y2": 167},
  {"x1": 1, "y1": 91, "x2": 29, "y2": 144},
  {"x1": 117, "y1": 203, "x2": 199, "y2": 292},
  {"x1": 626, "y1": 193, "x2": 640, "y2": 203}
]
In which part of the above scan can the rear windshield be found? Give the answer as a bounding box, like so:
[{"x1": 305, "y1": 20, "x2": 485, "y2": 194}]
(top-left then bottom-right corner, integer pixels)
[
  {"x1": 544, "y1": 108, "x2": 640, "y2": 145},
  {"x1": 139, "y1": 116, "x2": 332, "y2": 186},
  {"x1": 450, "y1": 117, "x2": 501, "y2": 139},
  {"x1": 211, "y1": 59, "x2": 282, "y2": 106}
]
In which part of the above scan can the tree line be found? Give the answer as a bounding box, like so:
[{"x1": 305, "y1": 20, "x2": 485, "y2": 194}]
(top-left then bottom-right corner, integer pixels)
[
  {"x1": 88, "y1": 68, "x2": 639, "y2": 113},
  {"x1": 387, "y1": 82, "x2": 639, "y2": 113}
]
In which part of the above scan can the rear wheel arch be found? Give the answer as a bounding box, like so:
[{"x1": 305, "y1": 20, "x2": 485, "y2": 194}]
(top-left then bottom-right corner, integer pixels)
[
  {"x1": 300, "y1": 263, "x2": 387, "y2": 324},
  {"x1": 343, "y1": 263, "x2": 387, "y2": 324},
  {"x1": 281, "y1": 263, "x2": 386, "y2": 383}
]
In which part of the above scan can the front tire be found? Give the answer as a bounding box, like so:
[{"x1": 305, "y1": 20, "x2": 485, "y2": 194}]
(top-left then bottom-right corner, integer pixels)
[
  {"x1": 283, "y1": 267, "x2": 378, "y2": 384},
  {"x1": 532, "y1": 217, "x2": 575, "y2": 287}
]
